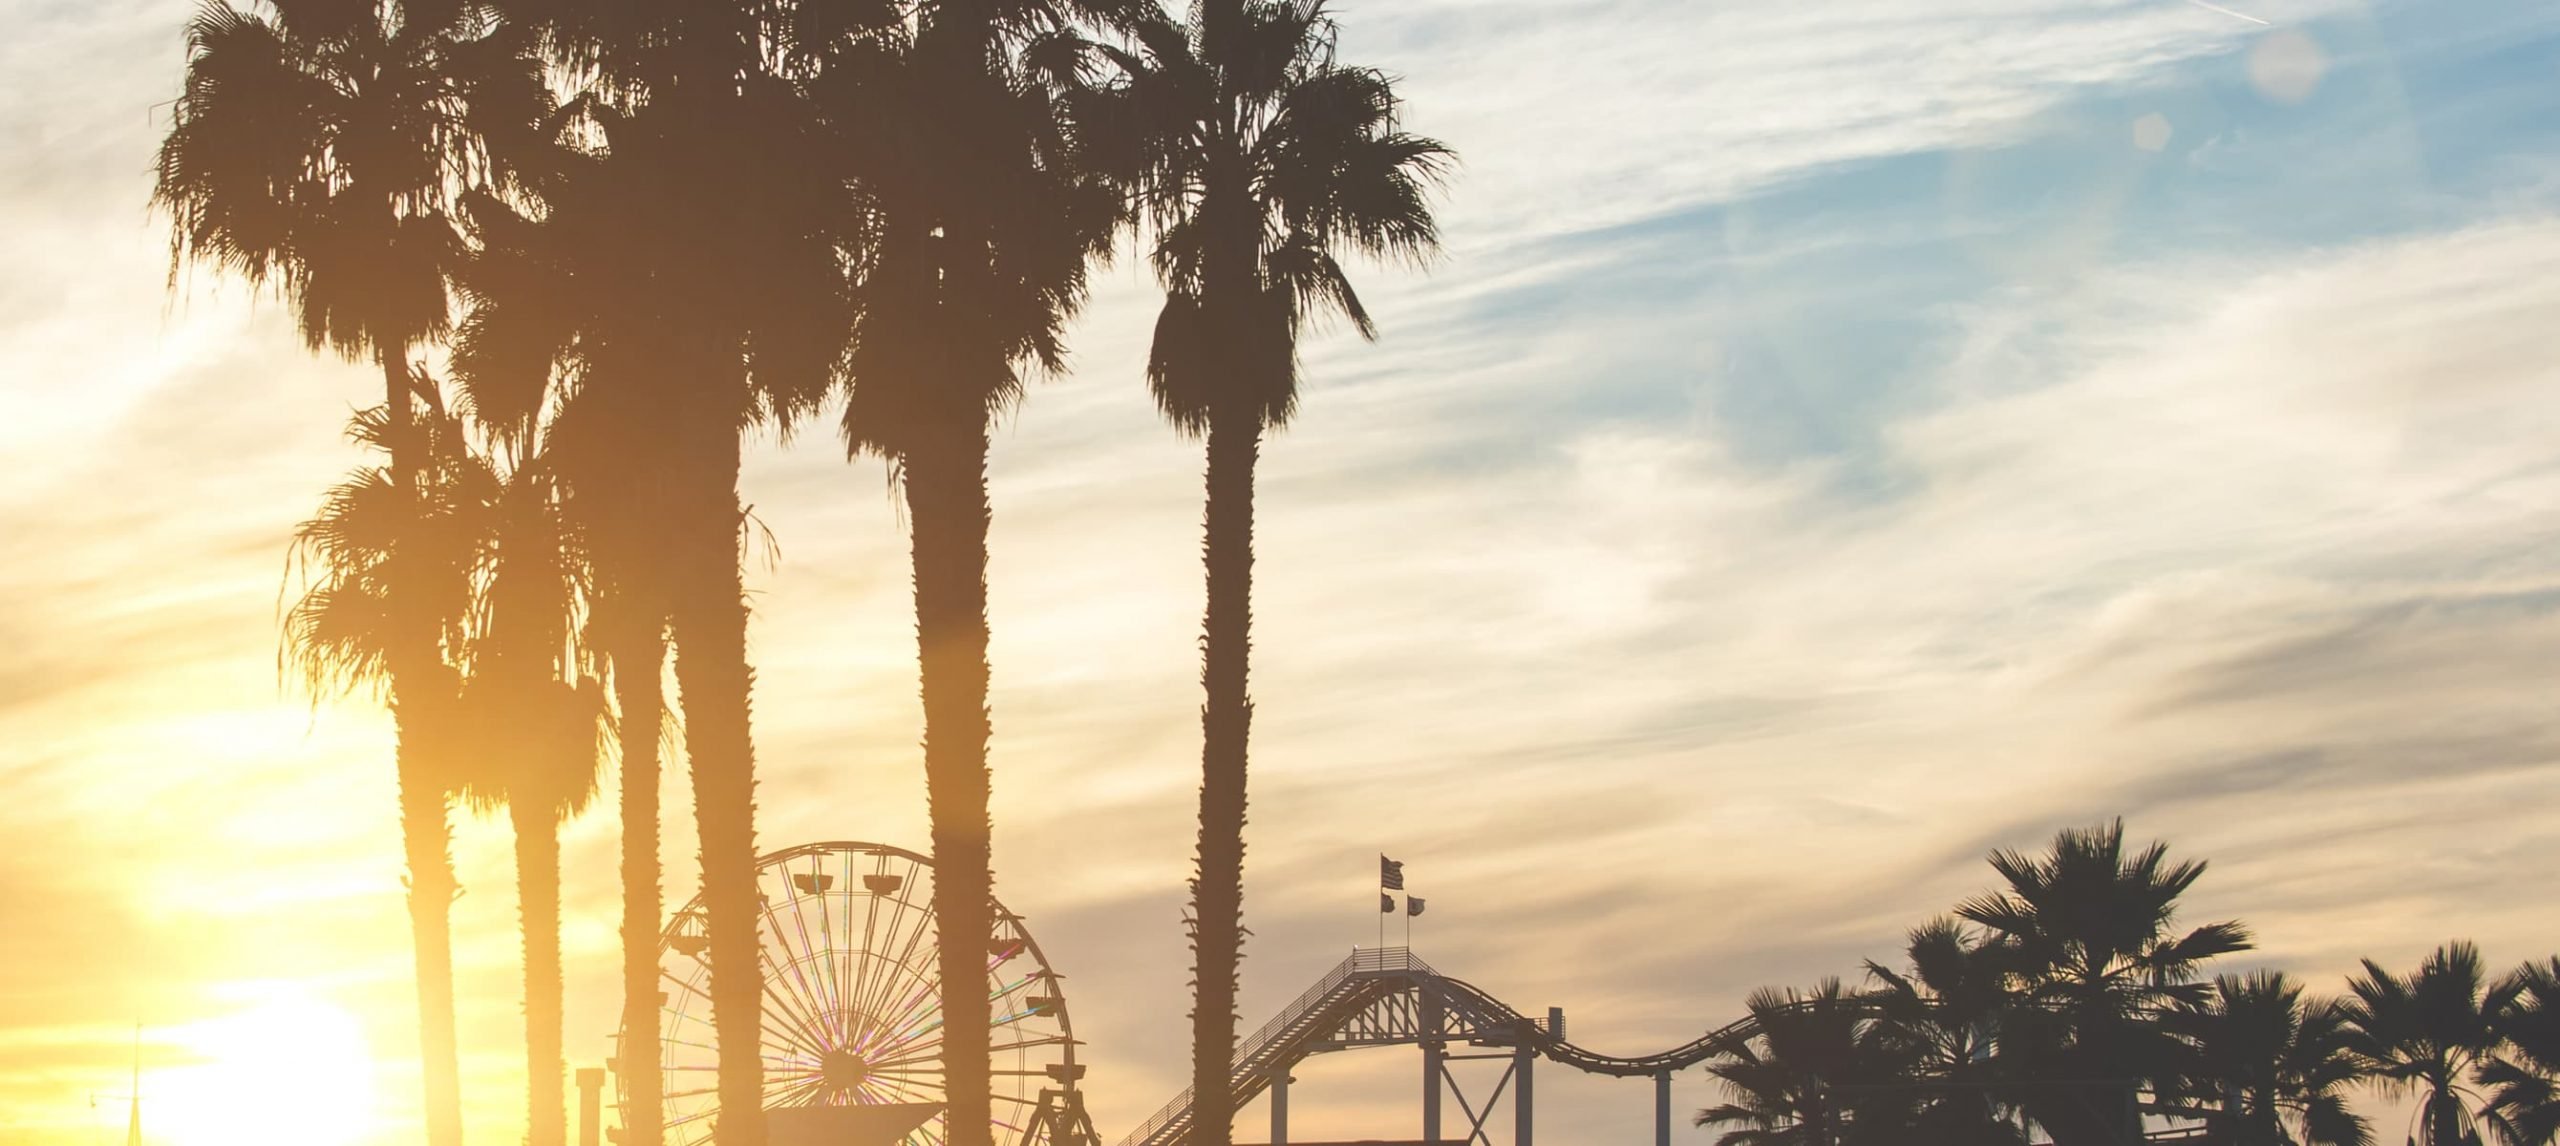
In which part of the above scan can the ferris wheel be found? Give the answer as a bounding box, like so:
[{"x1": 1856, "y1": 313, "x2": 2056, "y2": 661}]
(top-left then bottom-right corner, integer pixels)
[{"x1": 620, "y1": 841, "x2": 1092, "y2": 1146}]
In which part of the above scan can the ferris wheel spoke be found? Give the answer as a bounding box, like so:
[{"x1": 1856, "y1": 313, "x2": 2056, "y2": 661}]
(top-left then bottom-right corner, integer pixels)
[
  {"x1": 832, "y1": 852, "x2": 856, "y2": 1040},
  {"x1": 662, "y1": 967, "x2": 820, "y2": 1059},
  {"x1": 872, "y1": 976, "x2": 948, "y2": 1050},
  {"x1": 780, "y1": 872, "x2": 845, "y2": 1035},
  {"x1": 863, "y1": 885, "x2": 940, "y2": 1026},
  {"x1": 847, "y1": 858, "x2": 892, "y2": 1034},
  {"x1": 852, "y1": 1069, "x2": 942, "y2": 1106},
  {"x1": 757, "y1": 899, "x2": 842, "y2": 1047},
  {"x1": 767, "y1": 1072, "x2": 830, "y2": 1108},
  {"x1": 754, "y1": 940, "x2": 841, "y2": 1053}
]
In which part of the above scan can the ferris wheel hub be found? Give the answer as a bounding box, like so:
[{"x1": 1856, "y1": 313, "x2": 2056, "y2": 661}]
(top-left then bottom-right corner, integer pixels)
[{"x1": 820, "y1": 1048, "x2": 873, "y2": 1090}]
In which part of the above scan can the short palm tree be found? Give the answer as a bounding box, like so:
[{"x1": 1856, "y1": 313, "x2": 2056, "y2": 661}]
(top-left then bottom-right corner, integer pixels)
[
  {"x1": 158, "y1": 4, "x2": 546, "y2": 1141},
  {"x1": 448, "y1": 396, "x2": 608, "y2": 1146},
  {"x1": 2166, "y1": 971, "x2": 2371, "y2": 1146},
  {"x1": 454, "y1": 123, "x2": 682, "y2": 1146},
  {"x1": 1956, "y1": 820, "x2": 2254, "y2": 1146},
  {"x1": 1091, "y1": 5, "x2": 1449, "y2": 1139},
  {"x1": 812, "y1": 7, "x2": 1120, "y2": 1142},
  {"x1": 2342, "y1": 942, "x2": 2521, "y2": 1146},
  {"x1": 1697, "y1": 981, "x2": 1911, "y2": 1146},
  {"x1": 1865, "y1": 918, "x2": 2026, "y2": 1146},
  {"x1": 2483, "y1": 959, "x2": 2560, "y2": 1146}
]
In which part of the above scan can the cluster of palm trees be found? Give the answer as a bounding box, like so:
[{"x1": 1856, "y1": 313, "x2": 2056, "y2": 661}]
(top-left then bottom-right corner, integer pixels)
[
  {"x1": 152, "y1": 2, "x2": 1447, "y2": 1146},
  {"x1": 1696, "y1": 821, "x2": 2560, "y2": 1146}
]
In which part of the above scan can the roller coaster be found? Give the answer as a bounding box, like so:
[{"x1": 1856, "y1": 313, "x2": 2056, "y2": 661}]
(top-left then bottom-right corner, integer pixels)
[
  {"x1": 1113, "y1": 947, "x2": 2212, "y2": 1146},
  {"x1": 1115, "y1": 947, "x2": 1731, "y2": 1146}
]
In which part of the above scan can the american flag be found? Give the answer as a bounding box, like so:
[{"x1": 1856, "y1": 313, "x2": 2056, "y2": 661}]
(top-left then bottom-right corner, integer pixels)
[{"x1": 1380, "y1": 855, "x2": 1405, "y2": 890}]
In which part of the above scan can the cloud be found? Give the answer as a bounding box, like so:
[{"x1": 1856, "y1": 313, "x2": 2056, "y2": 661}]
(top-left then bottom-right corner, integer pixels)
[{"x1": 4, "y1": 0, "x2": 2560, "y2": 1143}]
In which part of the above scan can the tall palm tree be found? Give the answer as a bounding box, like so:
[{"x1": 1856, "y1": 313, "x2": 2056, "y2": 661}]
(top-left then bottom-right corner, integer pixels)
[
  {"x1": 1696, "y1": 981, "x2": 1912, "y2": 1146},
  {"x1": 1090, "y1": 6, "x2": 1449, "y2": 1140},
  {"x1": 2165, "y1": 971, "x2": 2371, "y2": 1146},
  {"x1": 1865, "y1": 918, "x2": 2027, "y2": 1146},
  {"x1": 157, "y1": 4, "x2": 546, "y2": 1142},
  {"x1": 2483, "y1": 959, "x2": 2560, "y2": 1146},
  {"x1": 1956, "y1": 820, "x2": 2254, "y2": 1146},
  {"x1": 812, "y1": 6, "x2": 1121, "y2": 1142},
  {"x1": 2341, "y1": 942, "x2": 2521, "y2": 1146}
]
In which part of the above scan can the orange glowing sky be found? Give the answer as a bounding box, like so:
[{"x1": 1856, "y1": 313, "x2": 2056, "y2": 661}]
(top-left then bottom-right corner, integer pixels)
[{"x1": 6, "y1": 1, "x2": 2560, "y2": 1145}]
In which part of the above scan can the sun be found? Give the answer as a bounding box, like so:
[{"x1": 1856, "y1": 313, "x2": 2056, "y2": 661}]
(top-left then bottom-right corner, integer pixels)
[{"x1": 152, "y1": 988, "x2": 382, "y2": 1146}]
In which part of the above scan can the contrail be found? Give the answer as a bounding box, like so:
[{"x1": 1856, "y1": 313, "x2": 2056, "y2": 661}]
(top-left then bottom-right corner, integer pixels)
[{"x1": 2185, "y1": 0, "x2": 2273, "y2": 25}]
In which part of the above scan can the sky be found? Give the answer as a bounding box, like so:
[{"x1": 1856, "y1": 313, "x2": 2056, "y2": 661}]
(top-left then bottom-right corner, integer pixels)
[{"x1": 2, "y1": 0, "x2": 2558, "y2": 1144}]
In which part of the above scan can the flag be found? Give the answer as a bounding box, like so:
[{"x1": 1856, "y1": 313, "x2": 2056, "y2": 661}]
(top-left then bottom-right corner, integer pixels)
[
  {"x1": 1380, "y1": 855, "x2": 1405, "y2": 890},
  {"x1": 1407, "y1": 896, "x2": 1427, "y2": 918},
  {"x1": 1380, "y1": 892, "x2": 1394, "y2": 913}
]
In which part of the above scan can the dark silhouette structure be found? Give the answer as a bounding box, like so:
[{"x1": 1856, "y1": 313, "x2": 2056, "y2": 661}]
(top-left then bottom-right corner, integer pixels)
[{"x1": 1089, "y1": 5, "x2": 1452, "y2": 1143}]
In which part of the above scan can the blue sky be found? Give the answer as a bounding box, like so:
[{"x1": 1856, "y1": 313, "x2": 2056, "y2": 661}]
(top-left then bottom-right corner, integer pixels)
[{"x1": 2, "y1": 0, "x2": 2558, "y2": 1144}]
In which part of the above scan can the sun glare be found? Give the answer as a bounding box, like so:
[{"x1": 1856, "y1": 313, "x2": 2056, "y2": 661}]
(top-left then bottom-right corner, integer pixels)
[{"x1": 153, "y1": 990, "x2": 381, "y2": 1146}]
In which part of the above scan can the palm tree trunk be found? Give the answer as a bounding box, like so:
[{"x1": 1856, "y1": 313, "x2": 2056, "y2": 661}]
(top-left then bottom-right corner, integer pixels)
[
  {"x1": 396, "y1": 719, "x2": 465, "y2": 1146},
  {"x1": 615, "y1": 609, "x2": 670, "y2": 1146},
  {"x1": 670, "y1": 423, "x2": 763, "y2": 1146},
  {"x1": 1185, "y1": 405, "x2": 1258, "y2": 1146},
  {"x1": 513, "y1": 798, "x2": 569, "y2": 1146},
  {"x1": 905, "y1": 420, "x2": 996, "y2": 1146},
  {"x1": 383, "y1": 347, "x2": 466, "y2": 1146}
]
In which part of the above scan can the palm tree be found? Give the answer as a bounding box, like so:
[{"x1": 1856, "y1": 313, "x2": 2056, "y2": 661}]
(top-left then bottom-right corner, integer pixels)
[
  {"x1": 1865, "y1": 918, "x2": 2027, "y2": 1146},
  {"x1": 1088, "y1": 6, "x2": 1449, "y2": 1140},
  {"x1": 1956, "y1": 820, "x2": 2254, "y2": 1146},
  {"x1": 811, "y1": 6, "x2": 1121, "y2": 1142},
  {"x1": 448, "y1": 392, "x2": 609, "y2": 1146},
  {"x1": 157, "y1": 5, "x2": 546, "y2": 1142},
  {"x1": 2483, "y1": 959, "x2": 2560, "y2": 1146},
  {"x1": 448, "y1": 63, "x2": 850, "y2": 1139},
  {"x1": 2165, "y1": 971, "x2": 2371, "y2": 1146},
  {"x1": 1697, "y1": 981, "x2": 1911, "y2": 1146},
  {"x1": 454, "y1": 124, "x2": 679, "y2": 1146},
  {"x1": 2341, "y1": 942, "x2": 2521, "y2": 1146}
]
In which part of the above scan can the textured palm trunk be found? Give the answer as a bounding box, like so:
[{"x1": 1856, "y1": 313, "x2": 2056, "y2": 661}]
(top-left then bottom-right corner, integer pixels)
[
  {"x1": 1185, "y1": 403, "x2": 1258, "y2": 1146},
  {"x1": 396, "y1": 718, "x2": 465, "y2": 1146},
  {"x1": 615, "y1": 610, "x2": 669, "y2": 1146},
  {"x1": 383, "y1": 348, "x2": 466, "y2": 1146},
  {"x1": 670, "y1": 423, "x2": 763, "y2": 1146},
  {"x1": 513, "y1": 798, "x2": 568, "y2": 1146},
  {"x1": 905, "y1": 420, "x2": 996, "y2": 1146}
]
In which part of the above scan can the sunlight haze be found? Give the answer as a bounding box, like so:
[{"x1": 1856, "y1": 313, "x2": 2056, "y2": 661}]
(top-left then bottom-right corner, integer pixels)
[{"x1": 3, "y1": 0, "x2": 2557, "y2": 1144}]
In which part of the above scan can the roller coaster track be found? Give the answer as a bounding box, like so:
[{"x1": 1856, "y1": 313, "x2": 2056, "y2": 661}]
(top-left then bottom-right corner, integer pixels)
[
  {"x1": 1114, "y1": 947, "x2": 2216, "y2": 1146},
  {"x1": 1115, "y1": 948, "x2": 1749, "y2": 1146}
]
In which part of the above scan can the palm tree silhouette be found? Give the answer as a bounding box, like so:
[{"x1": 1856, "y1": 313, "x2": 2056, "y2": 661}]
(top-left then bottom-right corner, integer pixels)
[
  {"x1": 2483, "y1": 959, "x2": 2560, "y2": 1146},
  {"x1": 2341, "y1": 942, "x2": 2521, "y2": 1146},
  {"x1": 449, "y1": 70, "x2": 850, "y2": 1140},
  {"x1": 814, "y1": 6, "x2": 1121, "y2": 1140},
  {"x1": 1955, "y1": 820, "x2": 2254, "y2": 1146},
  {"x1": 454, "y1": 115, "x2": 681, "y2": 1146},
  {"x1": 448, "y1": 386, "x2": 609, "y2": 1146},
  {"x1": 1089, "y1": 6, "x2": 1450, "y2": 1139},
  {"x1": 158, "y1": 5, "x2": 546, "y2": 1140},
  {"x1": 1865, "y1": 918, "x2": 2027, "y2": 1146},
  {"x1": 1696, "y1": 981, "x2": 1909, "y2": 1146},
  {"x1": 2165, "y1": 971, "x2": 2372, "y2": 1146}
]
